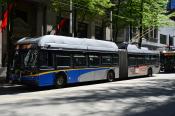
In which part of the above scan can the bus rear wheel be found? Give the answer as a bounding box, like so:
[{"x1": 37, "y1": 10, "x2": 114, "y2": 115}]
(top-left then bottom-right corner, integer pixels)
[
  {"x1": 107, "y1": 71, "x2": 115, "y2": 82},
  {"x1": 55, "y1": 74, "x2": 67, "y2": 88},
  {"x1": 147, "y1": 68, "x2": 152, "y2": 77}
]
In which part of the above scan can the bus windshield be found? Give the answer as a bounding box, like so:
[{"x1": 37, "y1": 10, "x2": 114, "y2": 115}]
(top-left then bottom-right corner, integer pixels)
[{"x1": 13, "y1": 49, "x2": 38, "y2": 68}]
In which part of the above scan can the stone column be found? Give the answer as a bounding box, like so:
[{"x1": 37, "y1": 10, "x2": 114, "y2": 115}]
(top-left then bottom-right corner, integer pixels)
[
  {"x1": 88, "y1": 21, "x2": 95, "y2": 39},
  {"x1": 105, "y1": 11, "x2": 113, "y2": 41},
  {"x1": 173, "y1": 37, "x2": 175, "y2": 46},
  {"x1": 105, "y1": 27, "x2": 111, "y2": 41},
  {"x1": 166, "y1": 35, "x2": 169, "y2": 46}
]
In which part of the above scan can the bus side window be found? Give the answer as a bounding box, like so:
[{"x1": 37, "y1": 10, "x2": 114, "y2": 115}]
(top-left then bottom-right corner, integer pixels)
[
  {"x1": 149, "y1": 55, "x2": 152, "y2": 64},
  {"x1": 150, "y1": 55, "x2": 156, "y2": 64},
  {"x1": 40, "y1": 51, "x2": 48, "y2": 67},
  {"x1": 73, "y1": 54, "x2": 87, "y2": 67},
  {"x1": 89, "y1": 54, "x2": 100, "y2": 67},
  {"x1": 40, "y1": 51, "x2": 54, "y2": 68},
  {"x1": 145, "y1": 55, "x2": 149, "y2": 64},
  {"x1": 112, "y1": 54, "x2": 119, "y2": 65},
  {"x1": 128, "y1": 54, "x2": 137, "y2": 66},
  {"x1": 56, "y1": 53, "x2": 71, "y2": 67},
  {"x1": 101, "y1": 55, "x2": 112, "y2": 65},
  {"x1": 137, "y1": 55, "x2": 144, "y2": 65}
]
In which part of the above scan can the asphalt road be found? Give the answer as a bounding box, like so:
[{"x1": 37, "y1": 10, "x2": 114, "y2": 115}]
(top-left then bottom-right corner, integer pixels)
[{"x1": 0, "y1": 73, "x2": 175, "y2": 116}]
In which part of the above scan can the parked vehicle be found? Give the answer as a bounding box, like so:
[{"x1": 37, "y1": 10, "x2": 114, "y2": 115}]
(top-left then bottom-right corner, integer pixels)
[{"x1": 160, "y1": 51, "x2": 175, "y2": 72}]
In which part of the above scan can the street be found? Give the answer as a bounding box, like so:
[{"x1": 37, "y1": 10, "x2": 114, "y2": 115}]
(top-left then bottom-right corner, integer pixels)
[{"x1": 0, "y1": 73, "x2": 175, "y2": 116}]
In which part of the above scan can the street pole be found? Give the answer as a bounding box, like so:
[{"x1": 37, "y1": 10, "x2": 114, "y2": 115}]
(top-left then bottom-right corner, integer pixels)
[
  {"x1": 138, "y1": 0, "x2": 143, "y2": 48},
  {"x1": 114, "y1": 0, "x2": 121, "y2": 43},
  {"x1": 129, "y1": 0, "x2": 133, "y2": 43},
  {"x1": 70, "y1": 0, "x2": 74, "y2": 37},
  {"x1": 6, "y1": 0, "x2": 10, "y2": 82},
  {"x1": 0, "y1": 2, "x2": 2, "y2": 67},
  {"x1": 110, "y1": 10, "x2": 113, "y2": 41}
]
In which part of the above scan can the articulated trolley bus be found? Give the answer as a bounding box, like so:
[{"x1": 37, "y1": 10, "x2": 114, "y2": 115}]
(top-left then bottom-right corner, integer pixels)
[
  {"x1": 10, "y1": 35, "x2": 160, "y2": 88},
  {"x1": 10, "y1": 35, "x2": 119, "y2": 88}
]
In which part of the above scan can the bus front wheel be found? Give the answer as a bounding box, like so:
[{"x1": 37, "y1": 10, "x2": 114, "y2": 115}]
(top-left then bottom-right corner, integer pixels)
[
  {"x1": 107, "y1": 71, "x2": 115, "y2": 82},
  {"x1": 55, "y1": 74, "x2": 67, "y2": 88}
]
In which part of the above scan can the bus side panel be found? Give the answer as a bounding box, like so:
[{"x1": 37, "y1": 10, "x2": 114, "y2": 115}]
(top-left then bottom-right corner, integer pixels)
[
  {"x1": 29, "y1": 67, "x2": 118, "y2": 86},
  {"x1": 128, "y1": 66, "x2": 136, "y2": 77},
  {"x1": 128, "y1": 66, "x2": 148, "y2": 77},
  {"x1": 38, "y1": 73, "x2": 55, "y2": 86},
  {"x1": 114, "y1": 67, "x2": 119, "y2": 79},
  {"x1": 93, "y1": 69, "x2": 108, "y2": 81},
  {"x1": 78, "y1": 67, "x2": 118, "y2": 82},
  {"x1": 66, "y1": 68, "x2": 111, "y2": 83},
  {"x1": 21, "y1": 76, "x2": 39, "y2": 86}
]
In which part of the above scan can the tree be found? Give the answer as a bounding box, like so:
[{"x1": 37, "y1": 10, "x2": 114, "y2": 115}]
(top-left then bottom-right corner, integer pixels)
[
  {"x1": 51, "y1": 0, "x2": 170, "y2": 42},
  {"x1": 51, "y1": 0, "x2": 113, "y2": 21},
  {"x1": 111, "y1": 0, "x2": 169, "y2": 42},
  {"x1": 112, "y1": 0, "x2": 168, "y2": 28}
]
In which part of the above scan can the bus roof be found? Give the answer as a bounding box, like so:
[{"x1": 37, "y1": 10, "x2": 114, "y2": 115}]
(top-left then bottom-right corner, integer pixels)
[
  {"x1": 17, "y1": 35, "x2": 118, "y2": 52},
  {"x1": 127, "y1": 44, "x2": 159, "y2": 54}
]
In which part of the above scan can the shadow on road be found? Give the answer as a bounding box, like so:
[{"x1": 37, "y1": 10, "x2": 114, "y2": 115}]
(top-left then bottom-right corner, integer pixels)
[
  {"x1": 0, "y1": 76, "x2": 175, "y2": 116},
  {"x1": 0, "y1": 84, "x2": 39, "y2": 95},
  {"x1": 0, "y1": 76, "x2": 148, "y2": 95}
]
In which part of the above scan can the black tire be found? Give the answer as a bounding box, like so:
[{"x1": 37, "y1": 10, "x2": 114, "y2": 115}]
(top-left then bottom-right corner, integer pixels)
[
  {"x1": 55, "y1": 74, "x2": 67, "y2": 88},
  {"x1": 107, "y1": 71, "x2": 115, "y2": 82},
  {"x1": 147, "y1": 68, "x2": 152, "y2": 77}
]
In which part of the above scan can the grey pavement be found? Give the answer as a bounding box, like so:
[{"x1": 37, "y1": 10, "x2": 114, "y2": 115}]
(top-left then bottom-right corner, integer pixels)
[{"x1": 0, "y1": 73, "x2": 175, "y2": 116}]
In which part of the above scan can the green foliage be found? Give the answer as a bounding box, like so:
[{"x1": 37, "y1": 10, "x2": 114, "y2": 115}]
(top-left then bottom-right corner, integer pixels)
[
  {"x1": 112, "y1": 0, "x2": 169, "y2": 28},
  {"x1": 50, "y1": 0, "x2": 170, "y2": 27},
  {"x1": 51, "y1": 0, "x2": 113, "y2": 21}
]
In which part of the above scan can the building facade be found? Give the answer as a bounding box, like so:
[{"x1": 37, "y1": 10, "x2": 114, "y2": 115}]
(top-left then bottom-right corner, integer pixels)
[
  {"x1": 0, "y1": 0, "x2": 171, "y2": 73},
  {"x1": 0, "y1": 0, "x2": 115, "y2": 69}
]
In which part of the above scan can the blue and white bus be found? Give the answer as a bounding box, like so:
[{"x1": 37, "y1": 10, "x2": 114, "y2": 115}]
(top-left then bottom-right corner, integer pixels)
[
  {"x1": 10, "y1": 35, "x2": 119, "y2": 88},
  {"x1": 10, "y1": 35, "x2": 160, "y2": 88}
]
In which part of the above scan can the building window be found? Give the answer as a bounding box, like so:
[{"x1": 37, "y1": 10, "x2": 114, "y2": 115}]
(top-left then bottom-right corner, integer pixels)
[
  {"x1": 77, "y1": 22, "x2": 88, "y2": 38},
  {"x1": 95, "y1": 26, "x2": 103, "y2": 40},
  {"x1": 14, "y1": 9, "x2": 28, "y2": 23},
  {"x1": 169, "y1": 36, "x2": 173, "y2": 46},
  {"x1": 160, "y1": 34, "x2": 167, "y2": 44}
]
